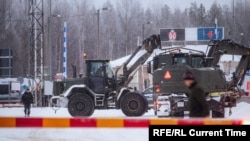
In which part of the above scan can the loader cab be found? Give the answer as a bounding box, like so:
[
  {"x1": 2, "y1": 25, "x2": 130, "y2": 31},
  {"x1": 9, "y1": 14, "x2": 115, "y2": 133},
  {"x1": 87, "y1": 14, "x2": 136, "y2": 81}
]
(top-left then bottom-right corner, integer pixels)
[
  {"x1": 173, "y1": 53, "x2": 205, "y2": 68},
  {"x1": 86, "y1": 60, "x2": 116, "y2": 94}
]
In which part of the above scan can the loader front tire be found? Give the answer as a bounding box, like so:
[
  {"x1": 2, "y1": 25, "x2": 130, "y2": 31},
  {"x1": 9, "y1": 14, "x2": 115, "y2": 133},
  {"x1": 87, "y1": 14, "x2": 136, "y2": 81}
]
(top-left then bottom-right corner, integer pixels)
[
  {"x1": 68, "y1": 94, "x2": 94, "y2": 117},
  {"x1": 121, "y1": 92, "x2": 147, "y2": 117}
]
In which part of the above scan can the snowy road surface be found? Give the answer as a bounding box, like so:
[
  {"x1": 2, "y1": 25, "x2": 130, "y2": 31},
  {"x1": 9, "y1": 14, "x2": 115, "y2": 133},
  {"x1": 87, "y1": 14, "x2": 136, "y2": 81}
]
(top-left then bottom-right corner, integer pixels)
[
  {"x1": 1, "y1": 128, "x2": 147, "y2": 141},
  {"x1": 0, "y1": 107, "x2": 155, "y2": 118},
  {"x1": 0, "y1": 102, "x2": 250, "y2": 141}
]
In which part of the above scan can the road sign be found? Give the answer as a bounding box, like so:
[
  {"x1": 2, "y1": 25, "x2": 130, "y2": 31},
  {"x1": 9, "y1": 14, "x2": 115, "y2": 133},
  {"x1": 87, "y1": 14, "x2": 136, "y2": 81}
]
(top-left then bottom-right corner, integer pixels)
[
  {"x1": 160, "y1": 29, "x2": 185, "y2": 41},
  {"x1": 197, "y1": 27, "x2": 224, "y2": 40}
]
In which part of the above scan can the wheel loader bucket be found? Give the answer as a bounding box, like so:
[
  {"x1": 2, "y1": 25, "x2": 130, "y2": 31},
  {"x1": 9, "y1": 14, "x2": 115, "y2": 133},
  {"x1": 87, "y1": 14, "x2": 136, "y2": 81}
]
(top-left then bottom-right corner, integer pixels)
[{"x1": 144, "y1": 34, "x2": 161, "y2": 53}]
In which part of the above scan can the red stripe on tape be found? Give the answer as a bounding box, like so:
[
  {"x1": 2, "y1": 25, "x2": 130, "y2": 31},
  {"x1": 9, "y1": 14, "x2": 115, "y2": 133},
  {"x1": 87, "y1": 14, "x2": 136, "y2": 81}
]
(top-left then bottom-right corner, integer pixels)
[
  {"x1": 178, "y1": 119, "x2": 204, "y2": 125},
  {"x1": 124, "y1": 119, "x2": 149, "y2": 127},
  {"x1": 16, "y1": 118, "x2": 42, "y2": 127},
  {"x1": 70, "y1": 118, "x2": 96, "y2": 127},
  {"x1": 232, "y1": 120, "x2": 242, "y2": 125}
]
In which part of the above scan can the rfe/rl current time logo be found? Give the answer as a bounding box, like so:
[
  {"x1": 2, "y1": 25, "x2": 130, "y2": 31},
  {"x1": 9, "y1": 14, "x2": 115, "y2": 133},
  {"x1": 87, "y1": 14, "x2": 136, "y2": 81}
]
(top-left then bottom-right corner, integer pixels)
[{"x1": 169, "y1": 30, "x2": 176, "y2": 40}]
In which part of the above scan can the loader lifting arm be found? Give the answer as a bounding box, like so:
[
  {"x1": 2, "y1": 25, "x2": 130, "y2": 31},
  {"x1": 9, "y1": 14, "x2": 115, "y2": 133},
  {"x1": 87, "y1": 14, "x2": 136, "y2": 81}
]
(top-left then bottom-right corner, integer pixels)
[
  {"x1": 205, "y1": 39, "x2": 250, "y2": 90},
  {"x1": 115, "y1": 34, "x2": 161, "y2": 87}
]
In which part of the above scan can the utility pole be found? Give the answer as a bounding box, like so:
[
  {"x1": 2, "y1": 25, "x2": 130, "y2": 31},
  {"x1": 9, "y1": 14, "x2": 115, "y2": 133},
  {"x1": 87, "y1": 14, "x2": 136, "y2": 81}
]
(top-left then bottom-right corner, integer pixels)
[
  {"x1": 232, "y1": 0, "x2": 235, "y2": 61},
  {"x1": 142, "y1": 24, "x2": 145, "y2": 41},
  {"x1": 28, "y1": 0, "x2": 44, "y2": 107},
  {"x1": 96, "y1": 7, "x2": 109, "y2": 59},
  {"x1": 97, "y1": 9, "x2": 100, "y2": 59},
  {"x1": 63, "y1": 22, "x2": 67, "y2": 79},
  {"x1": 48, "y1": 15, "x2": 61, "y2": 80},
  {"x1": 48, "y1": 0, "x2": 52, "y2": 80}
]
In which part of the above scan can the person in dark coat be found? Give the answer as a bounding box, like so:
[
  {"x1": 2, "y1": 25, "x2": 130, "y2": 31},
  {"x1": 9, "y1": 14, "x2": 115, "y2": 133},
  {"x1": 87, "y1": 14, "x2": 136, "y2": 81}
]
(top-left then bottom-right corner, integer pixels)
[
  {"x1": 21, "y1": 89, "x2": 34, "y2": 117},
  {"x1": 183, "y1": 70, "x2": 209, "y2": 118}
]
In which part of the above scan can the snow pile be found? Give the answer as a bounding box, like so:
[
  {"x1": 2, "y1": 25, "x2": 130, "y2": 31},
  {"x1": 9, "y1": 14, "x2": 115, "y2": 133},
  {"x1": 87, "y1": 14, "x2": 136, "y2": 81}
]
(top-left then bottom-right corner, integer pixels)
[{"x1": 110, "y1": 50, "x2": 149, "y2": 68}]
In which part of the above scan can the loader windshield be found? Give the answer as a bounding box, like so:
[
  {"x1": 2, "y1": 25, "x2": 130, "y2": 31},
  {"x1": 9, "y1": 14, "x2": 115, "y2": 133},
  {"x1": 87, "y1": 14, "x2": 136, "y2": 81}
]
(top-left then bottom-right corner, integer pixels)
[
  {"x1": 90, "y1": 61, "x2": 114, "y2": 78},
  {"x1": 173, "y1": 56, "x2": 187, "y2": 65},
  {"x1": 90, "y1": 62, "x2": 104, "y2": 76}
]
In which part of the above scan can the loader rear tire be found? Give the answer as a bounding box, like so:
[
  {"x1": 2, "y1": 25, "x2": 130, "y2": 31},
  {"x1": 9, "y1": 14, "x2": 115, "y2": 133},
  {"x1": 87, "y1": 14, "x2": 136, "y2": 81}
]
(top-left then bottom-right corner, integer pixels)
[
  {"x1": 68, "y1": 94, "x2": 94, "y2": 117},
  {"x1": 121, "y1": 92, "x2": 147, "y2": 116}
]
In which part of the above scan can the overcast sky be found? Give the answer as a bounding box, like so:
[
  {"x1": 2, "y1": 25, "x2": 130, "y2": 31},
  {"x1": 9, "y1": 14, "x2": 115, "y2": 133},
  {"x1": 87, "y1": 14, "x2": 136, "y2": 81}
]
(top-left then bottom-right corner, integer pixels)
[{"x1": 90, "y1": 0, "x2": 231, "y2": 10}]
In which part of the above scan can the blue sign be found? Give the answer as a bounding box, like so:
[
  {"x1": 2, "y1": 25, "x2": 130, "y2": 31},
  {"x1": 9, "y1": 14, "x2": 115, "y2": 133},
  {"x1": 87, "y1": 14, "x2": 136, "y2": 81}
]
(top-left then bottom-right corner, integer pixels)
[{"x1": 197, "y1": 27, "x2": 224, "y2": 40}]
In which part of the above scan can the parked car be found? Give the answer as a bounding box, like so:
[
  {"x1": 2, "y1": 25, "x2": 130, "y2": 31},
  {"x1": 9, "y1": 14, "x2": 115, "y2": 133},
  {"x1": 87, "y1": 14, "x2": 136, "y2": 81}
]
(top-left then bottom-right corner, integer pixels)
[{"x1": 142, "y1": 87, "x2": 154, "y2": 109}]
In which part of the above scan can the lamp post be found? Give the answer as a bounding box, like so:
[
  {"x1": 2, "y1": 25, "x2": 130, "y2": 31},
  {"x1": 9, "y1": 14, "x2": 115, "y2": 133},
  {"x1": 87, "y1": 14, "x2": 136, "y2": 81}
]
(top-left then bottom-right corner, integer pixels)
[
  {"x1": 96, "y1": 7, "x2": 109, "y2": 59},
  {"x1": 48, "y1": 14, "x2": 61, "y2": 80},
  {"x1": 142, "y1": 21, "x2": 153, "y2": 40}
]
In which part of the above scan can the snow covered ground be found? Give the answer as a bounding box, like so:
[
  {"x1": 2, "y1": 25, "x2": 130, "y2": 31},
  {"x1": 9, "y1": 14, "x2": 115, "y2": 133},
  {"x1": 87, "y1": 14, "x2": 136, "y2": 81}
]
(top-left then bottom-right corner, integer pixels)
[
  {"x1": 0, "y1": 107, "x2": 155, "y2": 118},
  {"x1": 0, "y1": 128, "x2": 147, "y2": 141},
  {"x1": 0, "y1": 102, "x2": 250, "y2": 141},
  {"x1": 1, "y1": 102, "x2": 249, "y2": 118}
]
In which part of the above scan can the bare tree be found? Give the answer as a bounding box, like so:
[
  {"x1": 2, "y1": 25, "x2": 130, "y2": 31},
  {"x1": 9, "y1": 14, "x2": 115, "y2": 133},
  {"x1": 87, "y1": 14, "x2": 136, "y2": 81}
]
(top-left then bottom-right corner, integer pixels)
[
  {"x1": 160, "y1": 4, "x2": 171, "y2": 27},
  {"x1": 188, "y1": 2, "x2": 199, "y2": 26},
  {"x1": 207, "y1": 2, "x2": 223, "y2": 26},
  {"x1": 171, "y1": 8, "x2": 187, "y2": 28},
  {"x1": 0, "y1": 0, "x2": 11, "y2": 47},
  {"x1": 197, "y1": 4, "x2": 207, "y2": 26},
  {"x1": 2, "y1": 0, "x2": 249, "y2": 78}
]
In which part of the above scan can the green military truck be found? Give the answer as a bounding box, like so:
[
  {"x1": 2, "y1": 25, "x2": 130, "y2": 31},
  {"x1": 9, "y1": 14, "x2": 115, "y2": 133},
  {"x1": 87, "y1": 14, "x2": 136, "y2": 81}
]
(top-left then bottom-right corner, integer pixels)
[{"x1": 148, "y1": 39, "x2": 250, "y2": 118}]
